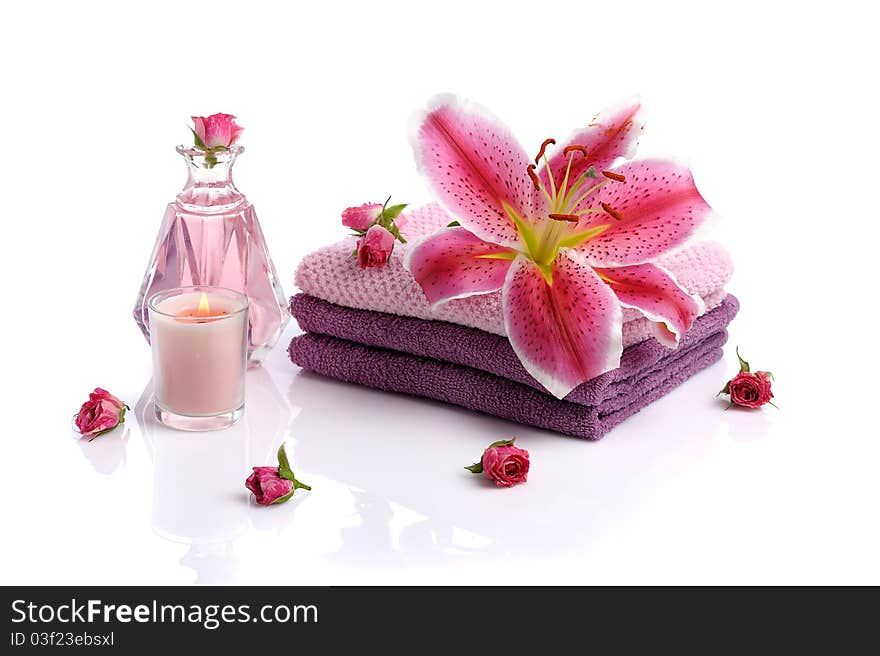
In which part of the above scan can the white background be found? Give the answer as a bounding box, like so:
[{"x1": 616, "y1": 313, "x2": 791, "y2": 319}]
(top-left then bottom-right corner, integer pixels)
[{"x1": 2, "y1": 0, "x2": 878, "y2": 585}]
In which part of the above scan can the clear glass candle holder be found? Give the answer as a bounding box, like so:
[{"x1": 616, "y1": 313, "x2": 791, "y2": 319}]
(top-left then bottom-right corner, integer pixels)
[{"x1": 148, "y1": 286, "x2": 248, "y2": 431}]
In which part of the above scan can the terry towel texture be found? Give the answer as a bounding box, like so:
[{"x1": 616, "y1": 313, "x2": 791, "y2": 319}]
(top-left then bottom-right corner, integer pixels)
[
  {"x1": 295, "y1": 203, "x2": 734, "y2": 338},
  {"x1": 289, "y1": 202, "x2": 737, "y2": 439},
  {"x1": 288, "y1": 328, "x2": 729, "y2": 440},
  {"x1": 291, "y1": 294, "x2": 739, "y2": 406}
]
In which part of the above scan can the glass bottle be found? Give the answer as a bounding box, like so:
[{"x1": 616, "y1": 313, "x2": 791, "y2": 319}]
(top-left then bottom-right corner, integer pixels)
[{"x1": 133, "y1": 145, "x2": 289, "y2": 365}]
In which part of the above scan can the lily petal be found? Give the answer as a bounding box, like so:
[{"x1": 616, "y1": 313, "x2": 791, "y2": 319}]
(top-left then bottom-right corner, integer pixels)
[
  {"x1": 595, "y1": 262, "x2": 705, "y2": 348},
  {"x1": 540, "y1": 98, "x2": 643, "y2": 193},
  {"x1": 577, "y1": 159, "x2": 712, "y2": 266},
  {"x1": 503, "y1": 249, "x2": 623, "y2": 399},
  {"x1": 404, "y1": 227, "x2": 517, "y2": 306},
  {"x1": 412, "y1": 94, "x2": 540, "y2": 248}
]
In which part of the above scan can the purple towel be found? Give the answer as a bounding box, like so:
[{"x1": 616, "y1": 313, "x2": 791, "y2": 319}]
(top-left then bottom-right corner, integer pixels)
[
  {"x1": 291, "y1": 294, "x2": 739, "y2": 405},
  {"x1": 288, "y1": 329, "x2": 727, "y2": 440}
]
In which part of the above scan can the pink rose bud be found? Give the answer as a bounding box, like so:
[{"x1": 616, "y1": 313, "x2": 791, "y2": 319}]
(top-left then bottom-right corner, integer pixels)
[
  {"x1": 246, "y1": 444, "x2": 311, "y2": 506},
  {"x1": 719, "y1": 348, "x2": 775, "y2": 409},
  {"x1": 465, "y1": 438, "x2": 530, "y2": 487},
  {"x1": 342, "y1": 203, "x2": 383, "y2": 231},
  {"x1": 728, "y1": 371, "x2": 774, "y2": 408},
  {"x1": 191, "y1": 113, "x2": 244, "y2": 149},
  {"x1": 74, "y1": 388, "x2": 128, "y2": 439},
  {"x1": 245, "y1": 467, "x2": 295, "y2": 505},
  {"x1": 356, "y1": 225, "x2": 395, "y2": 268}
]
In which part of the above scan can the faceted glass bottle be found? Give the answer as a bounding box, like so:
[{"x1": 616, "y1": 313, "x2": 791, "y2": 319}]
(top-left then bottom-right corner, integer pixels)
[{"x1": 133, "y1": 145, "x2": 289, "y2": 365}]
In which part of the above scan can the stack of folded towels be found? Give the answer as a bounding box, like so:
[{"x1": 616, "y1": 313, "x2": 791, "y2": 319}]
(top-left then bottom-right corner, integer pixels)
[{"x1": 289, "y1": 204, "x2": 737, "y2": 439}]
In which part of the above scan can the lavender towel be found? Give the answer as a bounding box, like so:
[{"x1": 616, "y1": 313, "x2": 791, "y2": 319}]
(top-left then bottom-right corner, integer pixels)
[
  {"x1": 288, "y1": 329, "x2": 727, "y2": 440},
  {"x1": 291, "y1": 294, "x2": 739, "y2": 405}
]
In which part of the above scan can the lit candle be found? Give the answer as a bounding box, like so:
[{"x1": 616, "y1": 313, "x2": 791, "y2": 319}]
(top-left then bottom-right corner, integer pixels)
[{"x1": 148, "y1": 287, "x2": 249, "y2": 431}]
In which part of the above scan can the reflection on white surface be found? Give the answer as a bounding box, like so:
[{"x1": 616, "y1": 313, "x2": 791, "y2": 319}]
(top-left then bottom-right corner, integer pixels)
[
  {"x1": 77, "y1": 426, "x2": 130, "y2": 475},
  {"x1": 716, "y1": 398, "x2": 775, "y2": 442},
  {"x1": 134, "y1": 366, "x2": 301, "y2": 582},
  {"x1": 329, "y1": 489, "x2": 401, "y2": 569},
  {"x1": 282, "y1": 363, "x2": 734, "y2": 562},
  {"x1": 285, "y1": 371, "x2": 510, "y2": 564},
  {"x1": 127, "y1": 342, "x2": 533, "y2": 580},
  {"x1": 83, "y1": 338, "x2": 809, "y2": 585},
  {"x1": 24, "y1": 323, "x2": 873, "y2": 586}
]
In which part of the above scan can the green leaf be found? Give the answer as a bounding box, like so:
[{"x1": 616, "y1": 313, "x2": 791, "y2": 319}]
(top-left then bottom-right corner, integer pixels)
[
  {"x1": 383, "y1": 222, "x2": 405, "y2": 244},
  {"x1": 760, "y1": 370, "x2": 774, "y2": 380},
  {"x1": 487, "y1": 438, "x2": 516, "y2": 449},
  {"x1": 736, "y1": 347, "x2": 751, "y2": 373},
  {"x1": 718, "y1": 380, "x2": 731, "y2": 396},
  {"x1": 189, "y1": 127, "x2": 209, "y2": 151},
  {"x1": 87, "y1": 423, "x2": 121, "y2": 442},
  {"x1": 464, "y1": 462, "x2": 483, "y2": 474},
  {"x1": 276, "y1": 444, "x2": 312, "y2": 493},
  {"x1": 277, "y1": 444, "x2": 294, "y2": 480},
  {"x1": 382, "y1": 203, "x2": 408, "y2": 221},
  {"x1": 446, "y1": 221, "x2": 461, "y2": 227}
]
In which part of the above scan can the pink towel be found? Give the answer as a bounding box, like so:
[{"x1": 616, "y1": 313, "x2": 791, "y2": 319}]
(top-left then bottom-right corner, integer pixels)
[{"x1": 295, "y1": 203, "x2": 734, "y2": 343}]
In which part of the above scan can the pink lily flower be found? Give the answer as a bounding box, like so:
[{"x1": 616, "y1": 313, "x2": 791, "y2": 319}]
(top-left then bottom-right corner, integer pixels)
[{"x1": 404, "y1": 95, "x2": 711, "y2": 399}]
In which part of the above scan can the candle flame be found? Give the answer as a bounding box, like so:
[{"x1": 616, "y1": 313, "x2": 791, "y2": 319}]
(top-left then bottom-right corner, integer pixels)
[{"x1": 197, "y1": 292, "x2": 211, "y2": 316}]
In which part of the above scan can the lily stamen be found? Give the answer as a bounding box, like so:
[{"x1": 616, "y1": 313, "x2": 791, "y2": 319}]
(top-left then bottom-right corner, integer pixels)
[
  {"x1": 553, "y1": 144, "x2": 589, "y2": 213},
  {"x1": 602, "y1": 171, "x2": 626, "y2": 182},
  {"x1": 563, "y1": 145, "x2": 588, "y2": 158},
  {"x1": 527, "y1": 163, "x2": 554, "y2": 205},
  {"x1": 534, "y1": 138, "x2": 556, "y2": 165},
  {"x1": 526, "y1": 164, "x2": 540, "y2": 189},
  {"x1": 600, "y1": 202, "x2": 623, "y2": 220},
  {"x1": 406, "y1": 96, "x2": 711, "y2": 402}
]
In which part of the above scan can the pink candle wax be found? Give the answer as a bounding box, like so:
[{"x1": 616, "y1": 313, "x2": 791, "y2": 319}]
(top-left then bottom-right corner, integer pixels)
[{"x1": 148, "y1": 287, "x2": 248, "y2": 431}]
